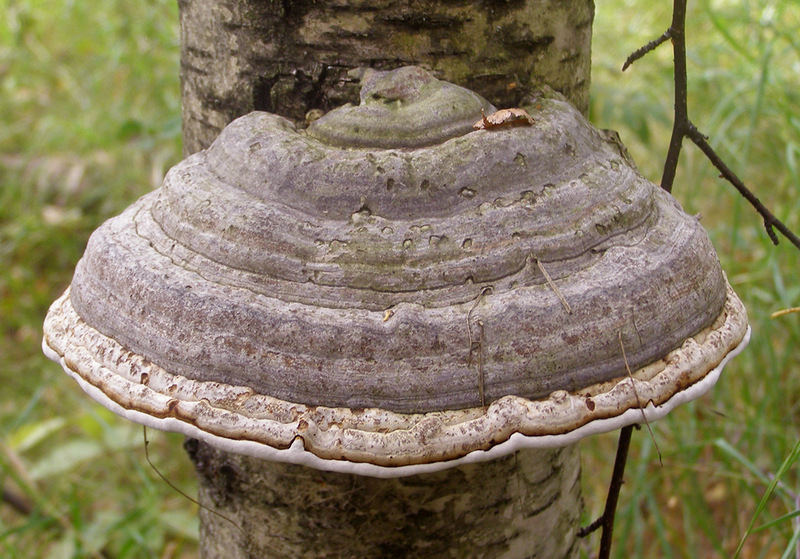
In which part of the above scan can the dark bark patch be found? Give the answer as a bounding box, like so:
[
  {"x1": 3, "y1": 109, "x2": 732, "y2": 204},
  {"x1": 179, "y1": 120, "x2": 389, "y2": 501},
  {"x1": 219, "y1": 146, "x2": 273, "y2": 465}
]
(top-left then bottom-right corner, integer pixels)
[
  {"x1": 480, "y1": 0, "x2": 527, "y2": 20},
  {"x1": 380, "y1": 12, "x2": 467, "y2": 29},
  {"x1": 252, "y1": 75, "x2": 281, "y2": 113}
]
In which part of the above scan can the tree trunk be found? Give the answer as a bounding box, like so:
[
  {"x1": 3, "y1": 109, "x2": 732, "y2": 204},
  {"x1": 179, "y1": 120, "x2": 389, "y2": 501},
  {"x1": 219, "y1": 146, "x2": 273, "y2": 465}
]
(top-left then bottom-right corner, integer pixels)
[
  {"x1": 179, "y1": 0, "x2": 594, "y2": 154},
  {"x1": 179, "y1": 1, "x2": 594, "y2": 557},
  {"x1": 186, "y1": 440, "x2": 582, "y2": 558}
]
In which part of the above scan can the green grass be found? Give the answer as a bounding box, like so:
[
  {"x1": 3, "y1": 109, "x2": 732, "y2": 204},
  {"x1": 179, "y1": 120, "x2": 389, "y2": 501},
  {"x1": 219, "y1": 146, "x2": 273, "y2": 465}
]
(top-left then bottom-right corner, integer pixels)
[
  {"x1": 1, "y1": 1, "x2": 798, "y2": 558},
  {"x1": 584, "y1": 1, "x2": 800, "y2": 557},
  {"x1": 0, "y1": 2, "x2": 191, "y2": 557}
]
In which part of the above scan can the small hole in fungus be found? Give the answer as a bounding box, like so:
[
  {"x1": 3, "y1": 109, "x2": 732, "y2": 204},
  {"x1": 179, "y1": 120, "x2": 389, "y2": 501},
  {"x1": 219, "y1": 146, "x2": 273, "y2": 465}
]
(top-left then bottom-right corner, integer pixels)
[{"x1": 429, "y1": 235, "x2": 445, "y2": 247}]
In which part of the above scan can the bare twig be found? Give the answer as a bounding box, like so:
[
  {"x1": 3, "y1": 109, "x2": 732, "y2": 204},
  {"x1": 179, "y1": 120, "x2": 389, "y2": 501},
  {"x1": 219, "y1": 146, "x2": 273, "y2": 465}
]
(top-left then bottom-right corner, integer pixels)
[
  {"x1": 686, "y1": 125, "x2": 800, "y2": 248},
  {"x1": 598, "y1": 425, "x2": 634, "y2": 559},
  {"x1": 578, "y1": 425, "x2": 635, "y2": 559},
  {"x1": 660, "y1": 0, "x2": 689, "y2": 194},
  {"x1": 578, "y1": 514, "x2": 604, "y2": 538},
  {"x1": 2, "y1": 483, "x2": 33, "y2": 516},
  {"x1": 623, "y1": 0, "x2": 800, "y2": 250},
  {"x1": 622, "y1": 29, "x2": 671, "y2": 71}
]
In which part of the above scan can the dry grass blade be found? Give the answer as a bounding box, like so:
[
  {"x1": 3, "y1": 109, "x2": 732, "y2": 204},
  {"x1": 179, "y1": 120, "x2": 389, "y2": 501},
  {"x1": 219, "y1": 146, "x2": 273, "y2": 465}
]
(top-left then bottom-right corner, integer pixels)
[
  {"x1": 618, "y1": 331, "x2": 662, "y2": 466},
  {"x1": 771, "y1": 307, "x2": 800, "y2": 319},
  {"x1": 143, "y1": 427, "x2": 243, "y2": 535},
  {"x1": 467, "y1": 287, "x2": 493, "y2": 407},
  {"x1": 535, "y1": 258, "x2": 572, "y2": 314}
]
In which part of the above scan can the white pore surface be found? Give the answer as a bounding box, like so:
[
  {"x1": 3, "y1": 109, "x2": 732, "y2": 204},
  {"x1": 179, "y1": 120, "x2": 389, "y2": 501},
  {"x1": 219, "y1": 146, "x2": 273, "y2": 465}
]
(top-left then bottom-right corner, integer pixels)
[{"x1": 44, "y1": 326, "x2": 750, "y2": 478}]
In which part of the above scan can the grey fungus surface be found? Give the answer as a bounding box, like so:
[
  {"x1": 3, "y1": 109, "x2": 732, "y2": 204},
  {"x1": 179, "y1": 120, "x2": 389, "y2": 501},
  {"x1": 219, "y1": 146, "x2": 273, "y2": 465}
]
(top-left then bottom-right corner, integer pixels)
[
  {"x1": 43, "y1": 67, "x2": 749, "y2": 476},
  {"x1": 43, "y1": 286, "x2": 748, "y2": 475},
  {"x1": 307, "y1": 66, "x2": 495, "y2": 148}
]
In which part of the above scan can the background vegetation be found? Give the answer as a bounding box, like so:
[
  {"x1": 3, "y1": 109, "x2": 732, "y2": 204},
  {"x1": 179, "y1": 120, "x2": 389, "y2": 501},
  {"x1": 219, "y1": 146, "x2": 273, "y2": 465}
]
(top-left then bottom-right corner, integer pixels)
[
  {"x1": 588, "y1": 2, "x2": 800, "y2": 557},
  {"x1": 0, "y1": 0, "x2": 797, "y2": 557}
]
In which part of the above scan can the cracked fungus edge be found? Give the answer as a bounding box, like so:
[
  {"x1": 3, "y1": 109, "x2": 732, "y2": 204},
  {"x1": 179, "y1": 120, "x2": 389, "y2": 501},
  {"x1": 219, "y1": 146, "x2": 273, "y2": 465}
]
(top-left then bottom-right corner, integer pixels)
[{"x1": 43, "y1": 284, "x2": 749, "y2": 478}]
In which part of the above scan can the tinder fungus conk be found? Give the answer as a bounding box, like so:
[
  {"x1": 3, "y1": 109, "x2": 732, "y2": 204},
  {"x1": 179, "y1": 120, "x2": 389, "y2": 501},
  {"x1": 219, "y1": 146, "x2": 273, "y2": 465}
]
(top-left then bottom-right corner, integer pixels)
[{"x1": 43, "y1": 66, "x2": 749, "y2": 477}]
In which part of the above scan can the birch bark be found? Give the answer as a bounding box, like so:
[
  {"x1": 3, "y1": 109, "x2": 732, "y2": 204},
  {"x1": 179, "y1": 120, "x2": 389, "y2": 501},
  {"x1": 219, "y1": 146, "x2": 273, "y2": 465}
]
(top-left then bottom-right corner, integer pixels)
[
  {"x1": 178, "y1": 2, "x2": 594, "y2": 556},
  {"x1": 179, "y1": 0, "x2": 593, "y2": 153}
]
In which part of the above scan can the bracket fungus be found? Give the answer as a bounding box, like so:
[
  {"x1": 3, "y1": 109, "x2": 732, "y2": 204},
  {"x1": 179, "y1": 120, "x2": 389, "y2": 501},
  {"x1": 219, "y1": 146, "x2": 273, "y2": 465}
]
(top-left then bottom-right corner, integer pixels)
[{"x1": 43, "y1": 66, "x2": 749, "y2": 479}]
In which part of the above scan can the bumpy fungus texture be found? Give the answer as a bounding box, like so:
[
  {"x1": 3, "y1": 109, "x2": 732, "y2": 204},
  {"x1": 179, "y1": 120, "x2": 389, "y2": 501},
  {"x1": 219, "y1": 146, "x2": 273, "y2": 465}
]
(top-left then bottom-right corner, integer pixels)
[{"x1": 43, "y1": 67, "x2": 748, "y2": 477}]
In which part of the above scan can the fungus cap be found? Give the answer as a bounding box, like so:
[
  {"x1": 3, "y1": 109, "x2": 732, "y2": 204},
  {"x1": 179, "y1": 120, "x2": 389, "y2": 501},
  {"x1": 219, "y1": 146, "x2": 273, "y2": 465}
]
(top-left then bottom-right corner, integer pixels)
[{"x1": 43, "y1": 67, "x2": 749, "y2": 478}]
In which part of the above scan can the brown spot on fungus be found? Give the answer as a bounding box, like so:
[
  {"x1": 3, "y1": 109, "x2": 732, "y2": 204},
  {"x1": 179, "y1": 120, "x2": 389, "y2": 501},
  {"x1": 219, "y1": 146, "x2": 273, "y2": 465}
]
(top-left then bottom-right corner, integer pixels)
[{"x1": 473, "y1": 107, "x2": 535, "y2": 130}]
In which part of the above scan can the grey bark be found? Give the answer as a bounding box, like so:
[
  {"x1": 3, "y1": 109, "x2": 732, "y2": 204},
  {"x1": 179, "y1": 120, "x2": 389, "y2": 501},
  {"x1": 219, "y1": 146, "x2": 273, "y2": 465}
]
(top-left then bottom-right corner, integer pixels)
[
  {"x1": 179, "y1": 0, "x2": 594, "y2": 154},
  {"x1": 179, "y1": 1, "x2": 593, "y2": 557},
  {"x1": 186, "y1": 439, "x2": 582, "y2": 559}
]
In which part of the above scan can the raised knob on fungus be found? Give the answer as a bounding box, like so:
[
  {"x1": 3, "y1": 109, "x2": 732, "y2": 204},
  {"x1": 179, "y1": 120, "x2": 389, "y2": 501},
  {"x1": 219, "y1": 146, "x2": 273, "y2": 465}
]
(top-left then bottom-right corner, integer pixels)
[{"x1": 43, "y1": 66, "x2": 749, "y2": 477}]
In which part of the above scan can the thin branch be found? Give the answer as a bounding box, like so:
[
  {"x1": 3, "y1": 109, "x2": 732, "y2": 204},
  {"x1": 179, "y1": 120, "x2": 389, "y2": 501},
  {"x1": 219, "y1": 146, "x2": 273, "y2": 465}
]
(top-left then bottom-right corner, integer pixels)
[
  {"x1": 578, "y1": 515, "x2": 604, "y2": 538},
  {"x1": 578, "y1": 425, "x2": 635, "y2": 559},
  {"x1": 2, "y1": 483, "x2": 33, "y2": 516},
  {"x1": 622, "y1": 29, "x2": 671, "y2": 72},
  {"x1": 686, "y1": 124, "x2": 800, "y2": 249},
  {"x1": 661, "y1": 0, "x2": 688, "y2": 193},
  {"x1": 623, "y1": 0, "x2": 800, "y2": 249},
  {"x1": 598, "y1": 425, "x2": 634, "y2": 559}
]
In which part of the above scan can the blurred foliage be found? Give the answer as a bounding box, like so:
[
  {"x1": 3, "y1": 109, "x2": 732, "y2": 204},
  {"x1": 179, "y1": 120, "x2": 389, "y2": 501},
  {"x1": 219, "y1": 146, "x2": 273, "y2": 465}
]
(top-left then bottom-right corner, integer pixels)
[
  {"x1": 585, "y1": 1, "x2": 800, "y2": 557},
  {"x1": 0, "y1": 0, "x2": 798, "y2": 558},
  {"x1": 0, "y1": 1, "x2": 190, "y2": 557}
]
